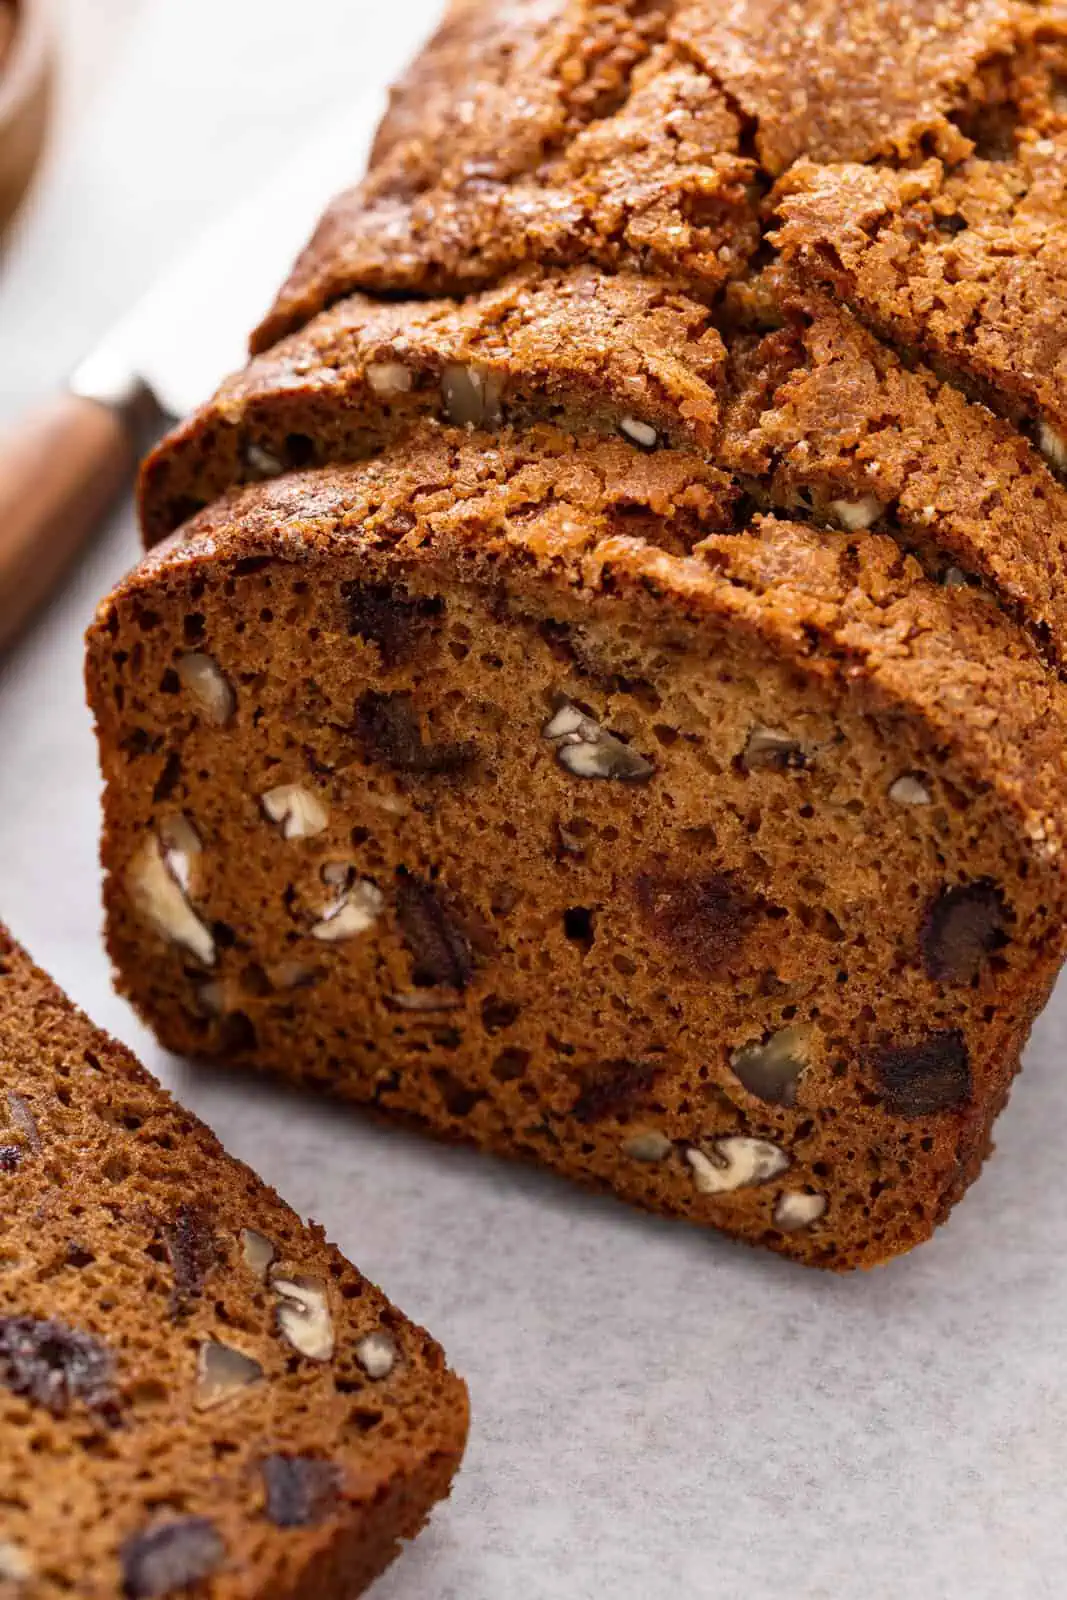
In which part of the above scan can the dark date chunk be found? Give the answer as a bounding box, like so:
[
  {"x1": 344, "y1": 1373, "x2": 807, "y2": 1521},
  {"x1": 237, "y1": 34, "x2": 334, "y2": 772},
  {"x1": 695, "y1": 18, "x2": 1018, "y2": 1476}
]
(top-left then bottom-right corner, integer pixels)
[
  {"x1": 873, "y1": 1031, "x2": 972, "y2": 1116},
  {"x1": 260, "y1": 1455, "x2": 341, "y2": 1528},
  {"x1": 343, "y1": 582, "x2": 443, "y2": 667},
  {"x1": 121, "y1": 1518, "x2": 225, "y2": 1598},
  {"x1": 921, "y1": 881, "x2": 1006, "y2": 984},
  {"x1": 161, "y1": 1206, "x2": 219, "y2": 1318},
  {"x1": 0, "y1": 1145, "x2": 22, "y2": 1172},
  {"x1": 635, "y1": 872, "x2": 758, "y2": 973},
  {"x1": 571, "y1": 1059, "x2": 663, "y2": 1124},
  {"x1": 395, "y1": 871, "x2": 474, "y2": 991},
  {"x1": 0, "y1": 1316, "x2": 116, "y2": 1418},
  {"x1": 355, "y1": 692, "x2": 476, "y2": 776}
]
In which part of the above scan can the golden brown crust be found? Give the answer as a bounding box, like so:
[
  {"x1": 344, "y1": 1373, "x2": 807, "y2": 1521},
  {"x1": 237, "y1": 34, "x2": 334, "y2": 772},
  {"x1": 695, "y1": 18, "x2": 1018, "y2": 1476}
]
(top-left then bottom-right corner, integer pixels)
[
  {"x1": 774, "y1": 136, "x2": 1067, "y2": 441},
  {"x1": 0, "y1": 926, "x2": 468, "y2": 1598},
  {"x1": 140, "y1": 267, "x2": 727, "y2": 546},
  {"x1": 89, "y1": 434, "x2": 1067, "y2": 1271},
  {"x1": 253, "y1": 0, "x2": 1066, "y2": 348}
]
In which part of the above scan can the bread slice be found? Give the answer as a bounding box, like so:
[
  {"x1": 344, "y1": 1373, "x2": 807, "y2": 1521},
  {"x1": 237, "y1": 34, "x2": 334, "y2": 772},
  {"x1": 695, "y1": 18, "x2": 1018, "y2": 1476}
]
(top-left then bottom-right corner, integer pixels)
[
  {"x1": 86, "y1": 426, "x2": 1067, "y2": 1270},
  {"x1": 0, "y1": 928, "x2": 468, "y2": 1597},
  {"x1": 140, "y1": 266, "x2": 727, "y2": 547},
  {"x1": 773, "y1": 136, "x2": 1067, "y2": 457},
  {"x1": 139, "y1": 255, "x2": 1067, "y2": 664},
  {"x1": 719, "y1": 288, "x2": 1067, "y2": 660},
  {"x1": 253, "y1": 0, "x2": 1061, "y2": 349}
]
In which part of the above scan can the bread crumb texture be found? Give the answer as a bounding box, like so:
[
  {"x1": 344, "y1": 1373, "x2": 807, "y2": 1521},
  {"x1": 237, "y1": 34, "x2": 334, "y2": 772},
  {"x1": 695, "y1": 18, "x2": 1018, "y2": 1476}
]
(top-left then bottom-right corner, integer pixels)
[
  {"x1": 0, "y1": 929, "x2": 468, "y2": 1597},
  {"x1": 104, "y1": 0, "x2": 1067, "y2": 1269}
]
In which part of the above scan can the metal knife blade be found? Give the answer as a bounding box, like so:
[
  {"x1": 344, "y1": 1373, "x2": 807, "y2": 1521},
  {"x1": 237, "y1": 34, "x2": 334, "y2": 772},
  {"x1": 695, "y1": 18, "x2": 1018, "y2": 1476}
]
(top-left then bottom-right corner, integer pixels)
[{"x1": 70, "y1": 91, "x2": 386, "y2": 421}]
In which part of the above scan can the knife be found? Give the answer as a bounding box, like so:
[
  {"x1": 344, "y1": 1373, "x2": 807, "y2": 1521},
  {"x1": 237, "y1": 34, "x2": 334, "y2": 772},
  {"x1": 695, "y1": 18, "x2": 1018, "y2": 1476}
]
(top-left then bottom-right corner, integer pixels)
[{"x1": 0, "y1": 92, "x2": 385, "y2": 652}]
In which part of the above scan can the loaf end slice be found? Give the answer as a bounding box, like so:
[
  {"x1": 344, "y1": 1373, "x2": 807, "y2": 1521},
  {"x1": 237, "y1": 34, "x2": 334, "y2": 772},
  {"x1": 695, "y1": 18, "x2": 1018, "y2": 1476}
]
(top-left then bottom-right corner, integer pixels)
[
  {"x1": 88, "y1": 431, "x2": 1067, "y2": 1270},
  {"x1": 0, "y1": 928, "x2": 468, "y2": 1598}
]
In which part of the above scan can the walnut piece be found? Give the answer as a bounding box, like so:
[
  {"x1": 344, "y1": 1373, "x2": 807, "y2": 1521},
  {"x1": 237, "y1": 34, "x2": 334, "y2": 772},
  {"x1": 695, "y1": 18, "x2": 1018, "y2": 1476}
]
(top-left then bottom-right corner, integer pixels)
[
  {"x1": 730, "y1": 1026, "x2": 811, "y2": 1107},
  {"x1": 312, "y1": 879, "x2": 385, "y2": 942},
  {"x1": 0, "y1": 1541, "x2": 33, "y2": 1582},
  {"x1": 241, "y1": 1228, "x2": 276, "y2": 1280},
  {"x1": 829, "y1": 494, "x2": 886, "y2": 530},
  {"x1": 619, "y1": 416, "x2": 658, "y2": 449},
  {"x1": 774, "y1": 1191, "x2": 827, "y2": 1231},
  {"x1": 245, "y1": 443, "x2": 284, "y2": 478},
  {"x1": 159, "y1": 813, "x2": 201, "y2": 893},
  {"x1": 176, "y1": 653, "x2": 236, "y2": 726},
  {"x1": 889, "y1": 773, "x2": 932, "y2": 806},
  {"x1": 128, "y1": 835, "x2": 215, "y2": 966},
  {"x1": 367, "y1": 361, "x2": 413, "y2": 397},
  {"x1": 354, "y1": 1330, "x2": 399, "y2": 1380},
  {"x1": 686, "y1": 1136, "x2": 789, "y2": 1195},
  {"x1": 261, "y1": 784, "x2": 329, "y2": 840},
  {"x1": 543, "y1": 701, "x2": 654, "y2": 782},
  {"x1": 742, "y1": 726, "x2": 807, "y2": 772},
  {"x1": 1039, "y1": 419, "x2": 1067, "y2": 471},
  {"x1": 441, "y1": 363, "x2": 503, "y2": 428},
  {"x1": 270, "y1": 1273, "x2": 335, "y2": 1361},
  {"x1": 195, "y1": 1340, "x2": 264, "y2": 1410},
  {"x1": 623, "y1": 1130, "x2": 673, "y2": 1162}
]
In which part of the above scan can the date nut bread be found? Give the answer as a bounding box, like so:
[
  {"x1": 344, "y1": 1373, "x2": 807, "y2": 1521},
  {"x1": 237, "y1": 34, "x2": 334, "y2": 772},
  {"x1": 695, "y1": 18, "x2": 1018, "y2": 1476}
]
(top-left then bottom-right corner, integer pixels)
[
  {"x1": 87, "y1": 427, "x2": 1067, "y2": 1270},
  {"x1": 0, "y1": 926, "x2": 468, "y2": 1598},
  {"x1": 93, "y1": 0, "x2": 1067, "y2": 1268}
]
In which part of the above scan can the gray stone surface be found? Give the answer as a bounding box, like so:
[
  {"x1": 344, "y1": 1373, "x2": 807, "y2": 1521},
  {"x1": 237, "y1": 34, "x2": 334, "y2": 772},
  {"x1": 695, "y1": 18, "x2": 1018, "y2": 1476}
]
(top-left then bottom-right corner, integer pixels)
[{"x1": 1, "y1": 5, "x2": 1065, "y2": 1596}]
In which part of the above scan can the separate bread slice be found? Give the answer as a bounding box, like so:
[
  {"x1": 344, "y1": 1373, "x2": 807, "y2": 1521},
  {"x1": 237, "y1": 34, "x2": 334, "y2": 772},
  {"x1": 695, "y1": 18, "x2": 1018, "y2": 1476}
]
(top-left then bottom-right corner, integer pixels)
[
  {"x1": 140, "y1": 267, "x2": 727, "y2": 547},
  {"x1": 139, "y1": 256, "x2": 1067, "y2": 664},
  {"x1": 0, "y1": 928, "x2": 468, "y2": 1598},
  {"x1": 773, "y1": 137, "x2": 1067, "y2": 458},
  {"x1": 87, "y1": 427, "x2": 1067, "y2": 1270}
]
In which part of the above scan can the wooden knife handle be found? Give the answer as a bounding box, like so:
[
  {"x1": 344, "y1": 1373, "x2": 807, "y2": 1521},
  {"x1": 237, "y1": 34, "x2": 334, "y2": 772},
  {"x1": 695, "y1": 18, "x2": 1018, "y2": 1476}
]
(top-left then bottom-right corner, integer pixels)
[{"x1": 0, "y1": 392, "x2": 135, "y2": 652}]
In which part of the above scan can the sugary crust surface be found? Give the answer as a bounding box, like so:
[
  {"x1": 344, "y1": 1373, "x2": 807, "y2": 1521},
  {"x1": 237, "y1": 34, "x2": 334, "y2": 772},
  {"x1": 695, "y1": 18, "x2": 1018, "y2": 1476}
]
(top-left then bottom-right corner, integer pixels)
[
  {"x1": 0, "y1": 927, "x2": 468, "y2": 1598},
  {"x1": 141, "y1": 268, "x2": 726, "y2": 547},
  {"x1": 141, "y1": 258, "x2": 1067, "y2": 665},
  {"x1": 775, "y1": 136, "x2": 1067, "y2": 445},
  {"x1": 88, "y1": 433, "x2": 1067, "y2": 1270},
  {"x1": 253, "y1": 0, "x2": 1066, "y2": 348},
  {"x1": 720, "y1": 288, "x2": 1067, "y2": 658}
]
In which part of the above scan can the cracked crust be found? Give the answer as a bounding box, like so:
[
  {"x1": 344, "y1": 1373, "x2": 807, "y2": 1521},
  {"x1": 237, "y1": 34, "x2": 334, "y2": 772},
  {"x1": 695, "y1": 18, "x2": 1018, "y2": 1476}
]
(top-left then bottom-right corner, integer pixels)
[
  {"x1": 775, "y1": 133, "x2": 1067, "y2": 447},
  {"x1": 253, "y1": 0, "x2": 1065, "y2": 348},
  {"x1": 140, "y1": 267, "x2": 727, "y2": 546},
  {"x1": 90, "y1": 432, "x2": 1067, "y2": 1269},
  {"x1": 0, "y1": 926, "x2": 468, "y2": 1599}
]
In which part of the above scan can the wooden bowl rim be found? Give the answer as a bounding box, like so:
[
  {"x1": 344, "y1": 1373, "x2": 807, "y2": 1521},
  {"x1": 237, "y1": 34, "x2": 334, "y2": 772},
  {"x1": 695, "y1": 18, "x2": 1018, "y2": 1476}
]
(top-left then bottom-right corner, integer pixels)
[{"x1": 0, "y1": 0, "x2": 52, "y2": 131}]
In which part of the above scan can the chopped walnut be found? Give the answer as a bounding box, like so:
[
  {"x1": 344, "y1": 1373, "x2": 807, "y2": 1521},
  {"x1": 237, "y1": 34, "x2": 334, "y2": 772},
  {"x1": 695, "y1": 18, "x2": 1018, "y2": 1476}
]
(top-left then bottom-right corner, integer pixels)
[
  {"x1": 686, "y1": 1136, "x2": 789, "y2": 1195},
  {"x1": 623, "y1": 1130, "x2": 672, "y2": 1162},
  {"x1": 270, "y1": 1273, "x2": 335, "y2": 1361},
  {"x1": 176, "y1": 653, "x2": 236, "y2": 726},
  {"x1": 889, "y1": 773, "x2": 932, "y2": 806},
  {"x1": 367, "y1": 361, "x2": 413, "y2": 397},
  {"x1": 354, "y1": 1330, "x2": 398, "y2": 1380},
  {"x1": 829, "y1": 494, "x2": 886, "y2": 531},
  {"x1": 195, "y1": 1340, "x2": 264, "y2": 1410},
  {"x1": 543, "y1": 701, "x2": 654, "y2": 782},
  {"x1": 312, "y1": 879, "x2": 385, "y2": 942},
  {"x1": 240, "y1": 1228, "x2": 276, "y2": 1280},
  {"x1": 619, "y1": 416, "x2": 658, "y2": 449},
  {"x1": 245, "y1": 443, "x2": 284, "y2": 478},
  {"x1": 742, "y1": 726, "x2": 807, "y2": 772},
  {"x1": 730, "y1": 1026, "x2": 812, "y2": 1107},
  {"x1": 1039, "y1": 419, "x2": 1067, "y2": 472},
  {"x1": 774, "y1": 1191, "x2": 827, "y2": 1231},
  {"x1": 128, "y1": 835, "x2": 215, "y2": 966},
  {"x1": 441, "y1": 363, "x2": 503, "y2": 428},
  {"x1": 261, "y1": 784, "x2": 329, "y2": 840}
]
